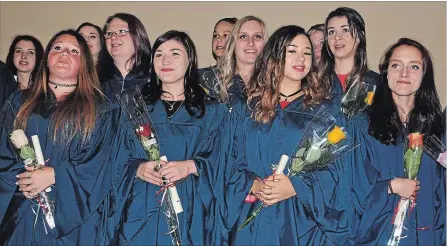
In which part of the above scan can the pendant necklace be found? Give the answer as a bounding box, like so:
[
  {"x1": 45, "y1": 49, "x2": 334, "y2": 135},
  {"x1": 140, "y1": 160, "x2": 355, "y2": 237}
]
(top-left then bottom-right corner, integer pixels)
[
  {"x1": 280, "y1": 88, "x2": 303, "y2": 101},
  {"x1": 164, "y1": 100, "x2": 179, "y2": 111},
  {"x1": 48, "y1": 80, "x2": 78, "y2": 89}
]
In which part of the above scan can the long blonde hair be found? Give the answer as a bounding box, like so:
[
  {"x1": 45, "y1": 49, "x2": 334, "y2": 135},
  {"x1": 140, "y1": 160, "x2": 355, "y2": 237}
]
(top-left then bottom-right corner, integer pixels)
[
  {"x1": 246, "y1": 26, "x2": 324, "y2": 124},
  {"x1": 217, "y1": 16, "x2": 268, "y2": 103},
  {"x1": 15, "y1": 30, "x2": 104, "y2": 142}
]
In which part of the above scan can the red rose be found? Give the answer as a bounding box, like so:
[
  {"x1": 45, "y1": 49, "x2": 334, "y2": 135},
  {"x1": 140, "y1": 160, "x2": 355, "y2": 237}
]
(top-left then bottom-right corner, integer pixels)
[
  {"x1": 408, "y1": 132, "x2": 424, "y2": 149},
  {"x1": 244, "y1": 194, "x2": 258, "y2": 203},
  {"x1": 136, "y1": 124, "x2": 151, "y2": 137}
]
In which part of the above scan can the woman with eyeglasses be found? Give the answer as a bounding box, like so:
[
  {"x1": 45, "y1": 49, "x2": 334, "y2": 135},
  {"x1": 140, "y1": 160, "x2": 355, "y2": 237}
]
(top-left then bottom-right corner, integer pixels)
[{"x1": 98, "y1": 13, "x2": 151, "y2": 100}]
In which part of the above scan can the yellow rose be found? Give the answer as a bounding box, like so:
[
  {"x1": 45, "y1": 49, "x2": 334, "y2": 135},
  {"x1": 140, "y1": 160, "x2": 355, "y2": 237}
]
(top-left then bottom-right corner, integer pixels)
[
  {"x1": 364, "y1": 92, "x2": 374, "y2": 105},
  {"x1": 201, "y1": 85, "x2": 210, "y2": 95},
  {"x1": 327, "y1": 126, "x2": 346, "y2": 145}
]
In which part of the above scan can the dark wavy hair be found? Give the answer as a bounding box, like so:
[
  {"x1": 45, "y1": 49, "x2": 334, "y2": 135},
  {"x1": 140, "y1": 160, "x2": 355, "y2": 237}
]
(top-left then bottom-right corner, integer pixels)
[
  {"x1": 247, "y1": 25, "x2": 323, "y2": 123},
  {"x1": 318, "y1": 7, "x2": 368, "y2": 96},
  {"x1": 97, "y1": 13, "x2": 151, "y2": 81},
  {"x1": 142, "y1": 30, "x2": 206, "y2": 118},
  {"x1": 368, "y1": 38, "x2": 443, "y2": 144},
  {"x1": 5, "y1": 35, "x2": 44, "y2": 86},
  {"x1": 76, "y1": 22, "x2": 105, "y2": 54}
]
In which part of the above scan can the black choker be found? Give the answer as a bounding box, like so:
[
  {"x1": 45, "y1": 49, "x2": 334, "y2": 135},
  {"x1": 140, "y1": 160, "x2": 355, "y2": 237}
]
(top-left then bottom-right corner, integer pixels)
[
  {"x1": 48, "y1": 80, "x2": 78, "y2": 89},
  {"x1": 280, "y1": 88, "x2": 303, "y2": 101}
]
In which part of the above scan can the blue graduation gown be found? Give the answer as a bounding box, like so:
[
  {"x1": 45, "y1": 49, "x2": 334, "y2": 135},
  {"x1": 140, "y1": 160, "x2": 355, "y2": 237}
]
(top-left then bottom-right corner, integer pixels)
[
  {"x1": 0, "y1": 91, "x2": 144, "y2": 245},
  {"x1": 101, "y1": 66, "x2": 149, "y2": 102},
  {"x1": 197, "y1": 71, "x2": 245, "y2": 108},
  {"x1": 218, "y1": 96, "x2": 362, "y2": 245},
  {"x1": 116, "y1": 99, "x2": 228, "y2": 245},
  {"x1": 347, "y1": 115, "x2": 446, "y2": 245},
  {"x1": 199, "y1": 66, "x2": 221, "y2": 100},
  {"x1": 0, "y1": 61, "x2": 17, "y2": 109}
]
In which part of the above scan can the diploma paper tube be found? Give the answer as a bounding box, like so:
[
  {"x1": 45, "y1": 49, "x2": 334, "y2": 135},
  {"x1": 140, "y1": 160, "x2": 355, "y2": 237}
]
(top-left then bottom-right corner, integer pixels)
[
  {"x1": 160, "y1": 156, "x2": 183, "y2": 214},
  {"x1": 31, "y1": 135, "x2": 51, "y2": 192},
  {"x1": 31, "y1": 135, "x2": 45, "y2": 165},
  {"x1": 275, "y1": 155, "x2": 289, "y2": 174}
]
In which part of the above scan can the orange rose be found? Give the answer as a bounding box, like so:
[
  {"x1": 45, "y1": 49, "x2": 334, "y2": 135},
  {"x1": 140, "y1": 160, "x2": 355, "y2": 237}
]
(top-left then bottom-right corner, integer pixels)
[
  {"x1": 328, "y1": 126, "x2": 346, "y2": 145},
  {"x1": 408, "y1": 132, "x2": 424, "y2": 149}
]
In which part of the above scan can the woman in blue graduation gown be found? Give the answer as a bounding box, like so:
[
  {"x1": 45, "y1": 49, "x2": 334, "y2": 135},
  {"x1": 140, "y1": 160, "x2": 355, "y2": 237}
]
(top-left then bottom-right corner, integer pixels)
[
  {"x1": 199, "y1": 17, "x2": 237, "y2": 100},
  {"x1": 219, "y1": 25, "x2": 359, "y2": 245},
  {"x1": 216, "y1": 16, "x2": 268, "y2": 107},
  {"x1": 318, "y1": 7, "x2": 379, "y2": 119},
  {"x1": 347, "y1": 38, "x2": 445, "y2": 245},
  {"x1": 98, "y1": 13, "x2": 151, "y2": 100},
  {"x1": 5, "y1": 35, "x2": 44, "y2": 91},
  {"x1": 0, "y1": 30, "x2": 143, "y2": 245},
  {"x1": 116, "y1": 30, "x2": 227, "y2": 245}
]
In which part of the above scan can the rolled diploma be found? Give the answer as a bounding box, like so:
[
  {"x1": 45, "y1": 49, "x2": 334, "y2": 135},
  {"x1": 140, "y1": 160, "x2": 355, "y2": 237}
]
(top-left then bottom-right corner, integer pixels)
[
  {"x1": 31, "y1": 135, "x2": 45, "y2": 165},
  {"x1": 275, "y1": 155, "x2": 290, "y2": 174},
  {"x1": 160, "y1": 156, "x2": 183, "y2": 214},
  {"x1": 31, "y1": 135, "x2": 51, "y2": 192}
]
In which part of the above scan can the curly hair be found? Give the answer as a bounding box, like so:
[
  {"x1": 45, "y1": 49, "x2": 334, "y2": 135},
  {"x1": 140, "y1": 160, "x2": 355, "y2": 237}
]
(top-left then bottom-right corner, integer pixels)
[{"x1": 246, "y1": 25, "x2": 324, "y2": 124}]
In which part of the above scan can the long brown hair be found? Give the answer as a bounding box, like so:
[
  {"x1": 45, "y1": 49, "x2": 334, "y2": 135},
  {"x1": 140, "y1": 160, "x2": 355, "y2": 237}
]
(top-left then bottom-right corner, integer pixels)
[
  {"x1": 318, "y1": 7, "x2": 369, "y2": 96},
  {"x1": 246, "y1": 25, "x2": 324, "y2": 124},
  {"x1": 15, "y1": 29, "x2": 104, "y2": 142},
  {"x1": 218, "y1": 16, "x2": 268, "y2": 103}
]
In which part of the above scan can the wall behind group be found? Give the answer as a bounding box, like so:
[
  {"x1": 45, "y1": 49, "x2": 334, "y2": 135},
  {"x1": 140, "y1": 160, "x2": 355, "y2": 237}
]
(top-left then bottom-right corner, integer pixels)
[{"x1": 0, "y1": 1, "x2": 445, "y2": 106}]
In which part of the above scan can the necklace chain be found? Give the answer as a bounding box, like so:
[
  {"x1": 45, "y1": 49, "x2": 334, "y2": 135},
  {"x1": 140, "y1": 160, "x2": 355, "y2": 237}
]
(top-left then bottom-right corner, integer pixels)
[
  {"x1": 48, "y1": 80, "x2": 78, "y2": 89},
  {"x1": 163, "y1": 100, "x2": 184, "y2": 119},
  {"x1": 280, "y1": 88, "x2": 303, "y2": 101},
  {"x1": 162, "y1": 99, "x2": 184, "y2": 111}
]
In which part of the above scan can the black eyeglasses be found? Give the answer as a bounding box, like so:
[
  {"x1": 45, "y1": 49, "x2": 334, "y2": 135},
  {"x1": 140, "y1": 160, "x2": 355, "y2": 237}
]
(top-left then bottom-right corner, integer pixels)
[{"x1": 104, "y1": 29, "x2": 130, "y2": 39}]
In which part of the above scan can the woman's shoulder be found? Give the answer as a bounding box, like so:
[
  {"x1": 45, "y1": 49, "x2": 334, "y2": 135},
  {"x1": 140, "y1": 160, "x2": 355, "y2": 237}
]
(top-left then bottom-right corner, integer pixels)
[
  {"x1": 198, "y1": 66, "x2": 215, "y2": 75},
  {"x1": 347, "y1": 113, "x2": 369, "y2": 130},
  {"x1": 3, "y1": 90, "x2": 26, "y2": 111},
  {"x1": 364, "y1": 70, "x2": 380, "y2": 85},
  {"x1": 201, "y1": 98, "x2": 229, "y2": 130},
  {"x1": 95, "y1": 100, "x2": 122, "y2": 120},
  {"x1": 346, "y1": 113, "x2": 372, "y2": 142}
]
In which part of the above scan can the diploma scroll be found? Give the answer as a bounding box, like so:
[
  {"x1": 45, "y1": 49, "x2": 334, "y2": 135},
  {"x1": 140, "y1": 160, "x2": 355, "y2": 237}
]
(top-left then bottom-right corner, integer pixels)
[{"x1": 160, "y1": 156, "x2": 183, "y2": 214}]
